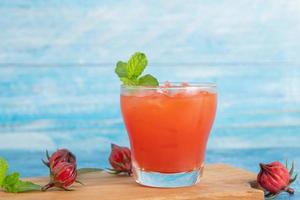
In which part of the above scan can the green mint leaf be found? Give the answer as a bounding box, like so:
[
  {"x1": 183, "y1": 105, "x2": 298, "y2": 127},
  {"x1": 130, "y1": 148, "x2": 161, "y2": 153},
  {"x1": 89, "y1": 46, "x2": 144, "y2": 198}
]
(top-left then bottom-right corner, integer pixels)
[
  {"x1": 3, "y1": 172, "x2": 20, "y2": 192},
  {"x1": 120, "y1": 77, "x2": 138, "y2": 86},
  {"x1": 115, "y1": 61, "x2": 128, "y2": 78},
  {"x1": 0, "y1": 157, "x2": 8, "y2": 187},
  {"x1": 12, "y1": 181, "x2": 41, "y2": 193},
  {"x1": 3, "y1": 172, "x2": 41, "y2": 193},
  {"x1": 0, "y1": 158, "x2": 41, "y2": 193},
  {"x1": 127, "y1": 52, "x2": 147, "y2": 79},
  {"x1": 115, "y1": 52, "x2": 159, "y2": 86},
  {"x1": 138, "y1": 74, "x2": 159, "y2": 86}
]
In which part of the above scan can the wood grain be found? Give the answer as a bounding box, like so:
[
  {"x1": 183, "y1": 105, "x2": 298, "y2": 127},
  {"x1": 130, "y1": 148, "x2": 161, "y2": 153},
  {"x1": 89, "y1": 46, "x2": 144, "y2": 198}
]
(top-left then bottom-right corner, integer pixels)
[{"x1": 0, "y1": 164, "x2": 264, "y2": 200}]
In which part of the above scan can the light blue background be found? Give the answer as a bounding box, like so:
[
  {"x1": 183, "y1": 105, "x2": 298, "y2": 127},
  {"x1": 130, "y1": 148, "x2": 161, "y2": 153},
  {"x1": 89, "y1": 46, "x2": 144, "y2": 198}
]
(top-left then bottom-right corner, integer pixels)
[{"x1": 0, "y1": 1, "x2": 300, "y2": 199}]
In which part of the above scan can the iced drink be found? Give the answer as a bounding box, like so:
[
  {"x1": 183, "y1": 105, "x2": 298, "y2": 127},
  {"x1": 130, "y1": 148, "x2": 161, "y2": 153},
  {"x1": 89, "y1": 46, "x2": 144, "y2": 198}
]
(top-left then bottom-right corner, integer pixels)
[{"x1": 120, "y1": 83, "x2": 217, "y2": 187}]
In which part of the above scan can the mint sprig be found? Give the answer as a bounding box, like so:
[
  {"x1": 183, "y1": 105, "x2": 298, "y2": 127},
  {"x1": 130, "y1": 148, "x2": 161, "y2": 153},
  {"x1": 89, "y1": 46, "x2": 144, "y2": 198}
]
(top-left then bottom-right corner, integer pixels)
[
  {"x1": 0, "y1": 157, "x2": 41, "y2": 193},
  {"x1": 115, "y1": 52, "x2": 159, "y2": 86}
]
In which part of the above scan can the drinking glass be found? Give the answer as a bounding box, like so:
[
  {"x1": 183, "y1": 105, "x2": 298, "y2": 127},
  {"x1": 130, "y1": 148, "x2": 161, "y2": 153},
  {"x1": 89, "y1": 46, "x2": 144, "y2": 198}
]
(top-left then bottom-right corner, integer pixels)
[{"x1": 120, "y1": 83, "x2": 217, "y2": 187}]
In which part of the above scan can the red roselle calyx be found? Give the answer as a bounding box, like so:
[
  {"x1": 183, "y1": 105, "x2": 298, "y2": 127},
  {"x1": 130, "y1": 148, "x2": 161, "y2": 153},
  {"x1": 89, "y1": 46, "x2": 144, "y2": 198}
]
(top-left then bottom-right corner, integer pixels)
[
  {"x1": 42, "y1": 162, "x2": 77, "y2": 191},
  {"x1": 42, "y1": 149, "x2": 80, "y2": 191},
  {"x1": 257, "y1": 161, "x2": 297, "y2": 198},
  {"x1": 108, "y1": 143, "x2": 132, "y2": 175}
]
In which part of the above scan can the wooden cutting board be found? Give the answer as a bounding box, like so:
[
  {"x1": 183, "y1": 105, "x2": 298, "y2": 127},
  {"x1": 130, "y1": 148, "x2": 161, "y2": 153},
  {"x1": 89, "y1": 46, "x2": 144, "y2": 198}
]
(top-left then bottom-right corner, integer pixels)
[{"x1": 0, "y1": 164, "x2": 264, "y2": 200}]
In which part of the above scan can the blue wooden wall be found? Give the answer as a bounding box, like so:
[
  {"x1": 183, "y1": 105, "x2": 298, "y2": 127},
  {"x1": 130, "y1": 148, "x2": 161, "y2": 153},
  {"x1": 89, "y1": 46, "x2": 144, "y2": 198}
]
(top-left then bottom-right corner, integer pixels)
[
  {"x1": 1, "y1": 0, "x2": 300, "y2": 150},
  {"x1": 1, "y1": 0, "x2": 300, "y2": 64}
]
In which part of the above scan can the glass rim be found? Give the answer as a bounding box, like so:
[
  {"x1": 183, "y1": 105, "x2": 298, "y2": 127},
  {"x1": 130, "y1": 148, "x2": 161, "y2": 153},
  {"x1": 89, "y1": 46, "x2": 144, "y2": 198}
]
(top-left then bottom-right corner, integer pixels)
[{"x1": 121, "y1": 82, "x2": 217, "y2": 90}]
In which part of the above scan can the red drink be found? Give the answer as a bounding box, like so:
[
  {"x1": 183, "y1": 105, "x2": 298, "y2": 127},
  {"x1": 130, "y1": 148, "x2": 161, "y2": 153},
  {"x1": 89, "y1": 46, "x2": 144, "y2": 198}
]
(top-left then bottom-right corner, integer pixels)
[{"x1": 120, "y1": 83, "x2": 217, "y2": 187}]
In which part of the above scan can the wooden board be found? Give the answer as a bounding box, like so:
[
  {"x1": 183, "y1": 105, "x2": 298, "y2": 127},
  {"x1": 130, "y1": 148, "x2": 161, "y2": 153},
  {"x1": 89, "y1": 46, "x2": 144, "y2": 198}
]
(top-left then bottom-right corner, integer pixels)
[{"x1": 0, "y1": 164, "x2": 264, "y2": 200}]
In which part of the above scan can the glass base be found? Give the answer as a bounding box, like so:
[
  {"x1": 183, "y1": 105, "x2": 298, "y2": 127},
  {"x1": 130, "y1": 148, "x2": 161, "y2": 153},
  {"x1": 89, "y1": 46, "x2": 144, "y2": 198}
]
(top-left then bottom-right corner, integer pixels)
[{"x1": 133, "y1": 168, "x2": 203, "y2": 188}]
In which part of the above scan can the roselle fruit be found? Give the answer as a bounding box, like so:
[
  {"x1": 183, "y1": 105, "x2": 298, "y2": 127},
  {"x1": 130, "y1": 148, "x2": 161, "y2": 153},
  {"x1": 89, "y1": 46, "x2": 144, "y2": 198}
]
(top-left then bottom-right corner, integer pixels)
[
  {"x1": 257, "y1": 161, "x2": 297, "y2": 198},
  {"x1": 42, "y1": 162, "x2": 77, "y2": 191},
  {"x1": 108, "y1": 143, "x2": 132, "y2": 175},
  {"x1": 42, "y1": 149, "x2": 80, "y2": 191}
]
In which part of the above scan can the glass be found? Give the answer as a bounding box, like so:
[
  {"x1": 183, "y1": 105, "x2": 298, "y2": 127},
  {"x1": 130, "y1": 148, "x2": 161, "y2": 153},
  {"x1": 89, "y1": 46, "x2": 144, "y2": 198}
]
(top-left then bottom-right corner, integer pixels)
[{"x1": 120, "y1": 83, "x2": 217, "y2": 187}]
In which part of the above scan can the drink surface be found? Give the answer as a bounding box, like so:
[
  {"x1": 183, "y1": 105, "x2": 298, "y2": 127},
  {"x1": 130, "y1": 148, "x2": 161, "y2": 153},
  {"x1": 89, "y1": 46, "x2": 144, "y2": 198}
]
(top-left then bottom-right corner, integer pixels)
[{"x1": 121, "y1": 87, "x2": 217, "y2": 173}]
